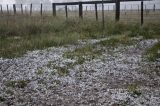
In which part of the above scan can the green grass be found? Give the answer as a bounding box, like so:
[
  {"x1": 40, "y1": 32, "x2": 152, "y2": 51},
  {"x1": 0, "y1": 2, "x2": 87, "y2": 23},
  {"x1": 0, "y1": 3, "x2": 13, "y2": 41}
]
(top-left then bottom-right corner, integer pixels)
[
  {"x1": 145, "y1": 42, "x2": 160, "y2": 61},
  {"x1": 63, "y1": 34, "x2": 159, "y2": 65},
  {"x1": 46, "y1": 61, "x2": 69, "y2": 76},
  {"x1": 0, "y1": 96, "x2": 5, "y2": 102},
  {"x1": 63, "y1": 44, "x2": 103, "y2": 65},
  {"x1": 0, "y1": 16, "x2": 160, "y2": 58},
  {"x1": 97, "y1": 35, "x2": 133, "y2": 47},
  {"x1": 0, "y1": 17, "x2": 103, "y2": 58},
  {"x1": 36, "y1": 68, "x2": 44, "y2": 75},
  {"x1": 52, "y1": 80, "x2": 61, "y2": 85},
  {"x1": 127, "y1": 23, "x2": 160, "y2": 39},
  {"x1": 128, "y1": 83, "x2": 142, "y2": 98},
  {"x1": 5, "y1": 80, "x2": 28, "y2": 88},
  {"x1": 56, "y1": 67, "x2": 69, "y2": 76}
]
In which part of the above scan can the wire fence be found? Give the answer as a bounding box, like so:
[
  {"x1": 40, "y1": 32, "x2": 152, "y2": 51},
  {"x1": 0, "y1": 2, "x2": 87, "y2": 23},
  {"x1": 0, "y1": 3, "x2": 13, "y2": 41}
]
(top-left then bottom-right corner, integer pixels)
[{"x1": 0, "y1": 1, "x2": 160, "y2": 24}]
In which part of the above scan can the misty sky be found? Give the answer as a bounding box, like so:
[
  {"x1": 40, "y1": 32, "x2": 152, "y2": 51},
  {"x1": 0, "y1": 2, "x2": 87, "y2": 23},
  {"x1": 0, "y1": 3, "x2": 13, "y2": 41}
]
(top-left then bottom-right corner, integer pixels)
[
  {"x1": 0, "y1": 0, "x2": 159, "y2": 4},
  {"x1": 0, "y1": 0, "x2": 160, "y2": 10}
]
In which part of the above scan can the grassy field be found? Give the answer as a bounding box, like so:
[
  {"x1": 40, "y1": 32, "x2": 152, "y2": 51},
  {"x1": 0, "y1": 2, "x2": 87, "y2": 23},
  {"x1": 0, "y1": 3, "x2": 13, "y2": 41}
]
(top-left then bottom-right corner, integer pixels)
[
  {"x1": 0, "y1": 9, "x2": 160, "y2": 106},
  {"x1": 0, "y1": 13, "x2": 160, "y2": 59}
]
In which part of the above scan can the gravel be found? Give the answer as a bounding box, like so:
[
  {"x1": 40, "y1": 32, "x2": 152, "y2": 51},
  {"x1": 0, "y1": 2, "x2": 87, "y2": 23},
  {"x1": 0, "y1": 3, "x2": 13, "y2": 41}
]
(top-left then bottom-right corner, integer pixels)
[{"x1": 0, "y1": 37, "x2": 160, "y2": 106}]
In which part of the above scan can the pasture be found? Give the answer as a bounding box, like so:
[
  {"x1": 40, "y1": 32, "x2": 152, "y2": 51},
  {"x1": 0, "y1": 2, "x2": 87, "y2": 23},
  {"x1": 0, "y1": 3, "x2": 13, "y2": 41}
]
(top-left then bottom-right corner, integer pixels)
[
  {"x1": 0, "y1": 0, "x2": 160, "y2": 106},
  {"x1": 0, "y1": 5, "x2": 160, "y2": 58}
]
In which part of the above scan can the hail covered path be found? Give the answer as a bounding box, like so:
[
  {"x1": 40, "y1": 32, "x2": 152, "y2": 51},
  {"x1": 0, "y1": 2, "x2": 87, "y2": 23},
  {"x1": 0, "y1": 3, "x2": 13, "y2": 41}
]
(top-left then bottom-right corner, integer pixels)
[{"x1": 0, "y1": 37, "x2": 160, "y2": 106}]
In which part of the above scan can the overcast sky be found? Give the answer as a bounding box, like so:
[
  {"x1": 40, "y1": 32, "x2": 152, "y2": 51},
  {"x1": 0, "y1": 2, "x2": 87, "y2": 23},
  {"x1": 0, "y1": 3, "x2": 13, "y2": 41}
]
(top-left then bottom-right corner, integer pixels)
[
  {"x1": 0, "y1": 0, "x2": 160, "y2": 10},
  {"x1": 0, "y1": 0, "x2": 159, "y2": 4}
]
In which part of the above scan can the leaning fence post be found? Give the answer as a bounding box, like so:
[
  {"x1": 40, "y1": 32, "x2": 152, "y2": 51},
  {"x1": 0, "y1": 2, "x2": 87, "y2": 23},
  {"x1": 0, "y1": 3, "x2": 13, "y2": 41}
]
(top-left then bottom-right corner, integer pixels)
[
  {"x1": 13, "y1": 4, "x2": 16, "y2": 15},
  {"x1": 141, "y1": 1, "x2": 144, "y2": 25},
  {"x1": 95, "y1": 3, "x2": 98, "y2": 21},
  {"x1": 52, "y1": 3, "x2": 56, "y2": 17},
  {"x1": 65, "y1": 5, "x2": 68, "y2": 18},
  {"x1": 115, "y1": 0, "x2": 120, "y2": 21},
  {"x1": 79, "y1": 2, "x2": 83, "y2": 19},
  {"x1": 30, "y1": 3, "x2": 32, "y2": 16},
  {"x1": 40, "y1": 3, "x2": 42, "y2": 16}
]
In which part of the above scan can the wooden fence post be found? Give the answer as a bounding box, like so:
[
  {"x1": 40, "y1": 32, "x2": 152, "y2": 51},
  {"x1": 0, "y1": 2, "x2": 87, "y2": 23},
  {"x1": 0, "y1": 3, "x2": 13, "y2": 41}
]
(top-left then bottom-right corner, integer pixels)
[
  {"x1": 40, "y1": 3, "x2": 42, "y2": 16},
  {"x1": 125, "y1": 5, "x2": 126, "y2": 15},
  {"x1": 52, "y1": 3, "x2": 56, "y2": 16},
  {"x1": 95, "y1": 3, "x2": 98, "y2": 21},
  {"x1": 141, "y1": 1, "x2": 144, "y2": 25},
  {"x1": 21, "y1": 4, "x2": 23, "y2": 15},
  {"x1": 115, "y1": 0, "x2": 120, "y2": 21},
  {"x1": 102, "y1": 0, "x2": 105, "y2": 30},
  {"x1": 108, "y1": 5, "x2": 109, "y2": 11},
  {"x1": 65, "y1": 5, "x2": 68, "y2": 18},
  {"x1": 0, "y1": 5, "x2": 3, "y2": 14},
  {"x1": 86, "y1": 6, "x2": 87, "y2": 12},
  {"x1": 7, "y1": 4, "x2": 9, "y2": 15},
  {"x1": 72, "y1": 6, "x2": 73, "y2": 11},
  {"x1": 25, "y1": 6, "x2": 27, "y2": 15},
  {"x1": 113, "y1": 5, "x2": 115, "y2": 11},
  {"x1": 153, "y1": 4, "x2": 155, "y2": 12},
  {"x1": 79, "y1": 2, "x2": 83, "y2": 19},
  {"x1": 13, "y1": 4, "x2": 16, "y2": 15},
  {"x1": 30, "y1": 3, "x2": 32, "y2": 16}
]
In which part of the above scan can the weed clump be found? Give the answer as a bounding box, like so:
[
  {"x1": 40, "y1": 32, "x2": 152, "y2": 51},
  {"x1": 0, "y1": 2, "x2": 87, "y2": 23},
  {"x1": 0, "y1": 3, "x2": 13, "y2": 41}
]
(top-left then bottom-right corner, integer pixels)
[
  {"x1": 128, "y1": 84, "x2": 141, "y2": 98},
  {"x1": 145, "y1": 42, "x2": 160, "y2": 61}
]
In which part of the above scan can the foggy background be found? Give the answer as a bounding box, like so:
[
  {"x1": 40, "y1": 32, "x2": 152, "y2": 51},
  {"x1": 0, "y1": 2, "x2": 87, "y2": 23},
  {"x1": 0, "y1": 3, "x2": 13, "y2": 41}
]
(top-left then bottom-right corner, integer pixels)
[
  {"x1": 0, "y1": 0, "x2": 160, "y2": 4},
  {"x1": 0, "y1": 0, "x2": 160, "y2": 11}
]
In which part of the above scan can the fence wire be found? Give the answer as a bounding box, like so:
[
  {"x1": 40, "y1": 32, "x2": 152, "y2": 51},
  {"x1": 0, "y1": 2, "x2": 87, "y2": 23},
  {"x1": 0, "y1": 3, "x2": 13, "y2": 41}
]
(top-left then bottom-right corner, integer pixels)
[{"x1": 0, "y1": 1, "x2": 160, "y2": 24}]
